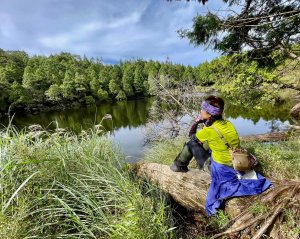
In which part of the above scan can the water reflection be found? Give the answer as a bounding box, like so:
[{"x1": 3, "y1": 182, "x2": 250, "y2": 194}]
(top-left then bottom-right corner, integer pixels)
[
  {"x1": 0, "y1": 97, "x2": 292, "y2": 162},
  {"x1": 225, "y1": 101, "x2": 292, "y2": 123},
  {"x1": 6, "y1": 99, "x2": 154, "y2": 133}
]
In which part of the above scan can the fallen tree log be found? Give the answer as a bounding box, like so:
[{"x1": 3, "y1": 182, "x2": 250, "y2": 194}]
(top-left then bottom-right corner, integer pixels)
[
  {"x1": 240, "y1": 131, "x2": 290, "y2": 142},
  {"x1": 291, "y1": 102, "x2": 300, "y2": 119},
  {"x1": 136, "y1": 163, "x2": 300, "y2": 238},
  {"x1": 136, "y1": 163, "x2": 256, "y2": 217}
]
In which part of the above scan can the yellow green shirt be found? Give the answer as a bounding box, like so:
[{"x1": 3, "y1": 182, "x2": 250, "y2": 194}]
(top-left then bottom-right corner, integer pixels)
[{"x1": 196, "y1": 120, "x2": 240, "y2": 166}]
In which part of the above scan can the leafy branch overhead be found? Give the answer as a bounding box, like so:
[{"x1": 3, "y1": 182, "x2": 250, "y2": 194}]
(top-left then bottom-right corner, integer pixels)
[{"x1": 177, "y1": 0, "x2": 300, "y2": 61}]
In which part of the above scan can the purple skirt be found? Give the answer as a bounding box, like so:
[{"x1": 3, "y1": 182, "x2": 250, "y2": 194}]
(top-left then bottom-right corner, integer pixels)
[{"x1": 205, "y1": 158, "x2": 272, "y2": 216}]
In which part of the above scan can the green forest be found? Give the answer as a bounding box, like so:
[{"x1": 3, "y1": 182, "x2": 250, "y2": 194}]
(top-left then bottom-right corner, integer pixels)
[
  {"x1": 1, "y1": 46, "x2": 299, "y2": 116},
  {"x1": 0, "y1": 49, "x2": 207, "y2": 114}
]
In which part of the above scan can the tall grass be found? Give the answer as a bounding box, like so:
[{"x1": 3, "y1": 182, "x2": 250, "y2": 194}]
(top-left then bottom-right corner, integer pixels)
[{"x1": 0, "y1": 126, "x2": 174, "y2": 239}]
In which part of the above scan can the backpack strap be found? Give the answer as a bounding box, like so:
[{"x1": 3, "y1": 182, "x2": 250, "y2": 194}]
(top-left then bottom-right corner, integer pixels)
[{"x1": 211, "y1": 125, "x2": 230, "y2": 148}]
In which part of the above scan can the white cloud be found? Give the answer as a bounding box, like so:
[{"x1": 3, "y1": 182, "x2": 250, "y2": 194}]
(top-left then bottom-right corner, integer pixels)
[
  {"x1": 40, "y1": 34, "x2": 72, "y2": 48},
  {"x1": 0, "y1": 13, "x2": 16, "y2": 38},
  {"x1": 0, "y1": 0, "x2": 223, "y2": 66}
]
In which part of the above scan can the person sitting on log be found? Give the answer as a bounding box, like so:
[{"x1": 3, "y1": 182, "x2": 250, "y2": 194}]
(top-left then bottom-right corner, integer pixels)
[{"x1": 170, "y1": 95, "x2": 272, "y2": 215}]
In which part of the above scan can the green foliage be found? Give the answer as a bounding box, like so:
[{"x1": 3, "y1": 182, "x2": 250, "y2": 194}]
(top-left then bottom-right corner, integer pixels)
[
  {"x1": 98, "y1": 65, "x2": 112, "y2": 91},
  {"x1": 45, "y1": 84, "x2": 63, "y2": 102},
  {"x1": 97, "y1": 88, "x2": 109, "y2": 101},
  {"x1": 122, "y1": 64, "x2": 135, "y2": 96},
  {"x1": 197, "y1": 54, "x2": 284, "y2": 107},
  {"x1": 182, "y1": 66, "x2": 196, "y2": 82},
  {"x1": 84, "y1": 96, "x2": 95, "y2": 105},
  {"x1": 134, "y1": 62, "x2": 146, "y2": 94},
  {"x1": 9, "y1": 82, "x2": 30, "y2": 104},
  {"x1": 116, "y1": 90, "x2": 127, "y2": 101},
  {"x1": 183, "y1": 13, "x2": 220, "y2": 46},
  {"x1": 208, "y1": 211, "x2": 230, "y2": 229},
  {"x1": 110, "y1": 65, "x2": 122, "y2": 96},
  {"x1": 182, "y1": 0, "x2": 300, "y2": 61},
  {"x1": 196, "y1": 61, "x2": 217, "y2": 86},
  {"x1": 62, "y1": 69, "x2": 76, "y2": 100},
  {"x1": 0, "y1": 50, "x2": 28, "y2": 85},
  {"x1": 147, "y1": 72, "x2": 159, "y2": 95},
  {"x1": 145, "y1": 61, "x2": 161, "y2": 95},
  {"x1": 248, "y1": 201, "x2": 269, "y2": 215},
  {"x1": 109, "y1": 79, "x2": 121, "y2": 96}
]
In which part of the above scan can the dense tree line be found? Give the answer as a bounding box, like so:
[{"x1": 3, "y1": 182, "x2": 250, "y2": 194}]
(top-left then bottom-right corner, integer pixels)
[
  {"x1": 1, "y1": 47, "x2": 299, "y2": 115},
  {"x1": 0, "y1": 49, "x2": 211, "y2": 113}
]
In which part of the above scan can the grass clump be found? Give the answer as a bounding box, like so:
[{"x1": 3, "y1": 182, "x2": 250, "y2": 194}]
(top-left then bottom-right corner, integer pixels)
[
  {"x1": 208, "y1": 211, "x2": 230, "y2": 230},
  {"x1": 0, "y1": 126, "x2": 173, "y2": 239},
  {"x1": 142, "y1": 136, "x2": 185, "y2": 165},
  {"x1": 142, "y1": 136, "x2": 198, "y2": 169},
  {"x1": 248, "y1": 201, "x2": 269, "y2": 215}
]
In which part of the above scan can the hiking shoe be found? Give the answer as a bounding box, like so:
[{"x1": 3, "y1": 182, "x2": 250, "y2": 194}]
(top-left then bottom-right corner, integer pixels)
[{"x1": 170, "y1": 163, "x2": 188, "y2": 172}]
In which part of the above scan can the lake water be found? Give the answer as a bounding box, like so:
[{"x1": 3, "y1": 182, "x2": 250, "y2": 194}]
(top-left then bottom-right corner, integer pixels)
[{"x1": 0, "y1": 97, "x2": 292, "y2": 163}]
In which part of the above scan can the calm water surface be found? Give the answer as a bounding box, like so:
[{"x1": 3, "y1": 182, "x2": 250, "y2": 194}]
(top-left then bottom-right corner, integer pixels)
[{"x1": 1, "y1": 97, "x2": 292, "y2": 163}]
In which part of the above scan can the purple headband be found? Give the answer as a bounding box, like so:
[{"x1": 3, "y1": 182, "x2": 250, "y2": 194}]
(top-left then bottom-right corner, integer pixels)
[{"x1": 201, "y1": 101, "x2": 223, "y2": 116}]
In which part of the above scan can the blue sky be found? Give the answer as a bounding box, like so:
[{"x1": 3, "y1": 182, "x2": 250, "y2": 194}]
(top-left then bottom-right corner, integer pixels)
[{"x1": 0, "y1": 0, "x2": 226, "y2": 66}]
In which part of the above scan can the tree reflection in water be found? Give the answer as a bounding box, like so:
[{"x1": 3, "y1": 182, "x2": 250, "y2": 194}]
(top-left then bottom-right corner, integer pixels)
[{"x1": 1, "y1": 97, "x2": 292, "y2": 161}]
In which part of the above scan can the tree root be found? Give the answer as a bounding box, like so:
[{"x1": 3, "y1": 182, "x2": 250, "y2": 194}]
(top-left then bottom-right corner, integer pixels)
[
  {"x1": 212, "y1": 183, "x2": 300, "y2": 239},
  {"x1": 252, "y1": 203, "x2": 284, "y2": 239}
]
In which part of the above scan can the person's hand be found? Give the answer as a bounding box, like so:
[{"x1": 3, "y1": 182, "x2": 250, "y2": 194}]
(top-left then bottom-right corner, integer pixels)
[{"x1": 195, "y1": 114, "x2": 203, "y2": 123}]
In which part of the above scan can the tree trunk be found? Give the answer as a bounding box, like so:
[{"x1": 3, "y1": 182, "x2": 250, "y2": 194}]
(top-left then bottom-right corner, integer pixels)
[
  {"x1": 136, "y1": 163, "x2": 300, "y2": 238},
  {"x1": 240, "y1": 131, "x2": 289, "y2": 142},
  {"x1": 291, "y1": 102, "x2": 300, "y2": 120},
  {"x1": 136, "y1": 163, "x2": 255, "y2": 217}
]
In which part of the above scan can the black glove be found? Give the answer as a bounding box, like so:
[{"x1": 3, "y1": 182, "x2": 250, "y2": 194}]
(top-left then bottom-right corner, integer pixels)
[{"x1": 188, "y1": 119, "x2": 206, "y2": 137}]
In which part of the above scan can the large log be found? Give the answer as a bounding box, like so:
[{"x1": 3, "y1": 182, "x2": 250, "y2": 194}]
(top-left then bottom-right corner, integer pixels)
[
  {"x1": 136, "y1": 163, "x2": 299, "y2": 219},
  {"x1": 138, "y1": 163, "x2": 211, "y2": 212},
  {"x1": 291, "y1": 102, "x2": 300, "y2": 119},
  {"x1": 240, "y1": 131, "x2": 289, "y2": 142},
  {"x1": 136, "y1": 163, "x2": 252, "y2": 217}
]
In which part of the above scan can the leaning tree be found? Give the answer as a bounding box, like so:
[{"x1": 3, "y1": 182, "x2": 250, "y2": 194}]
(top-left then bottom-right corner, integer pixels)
[{"x1": 174, "y1": 0, "x2": 300, "y2": 61}]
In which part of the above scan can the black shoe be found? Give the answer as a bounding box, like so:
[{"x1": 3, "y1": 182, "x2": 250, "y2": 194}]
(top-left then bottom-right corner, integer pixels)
[{"x1": 170, "y1": 163, "x2": 188, "y2": 172}]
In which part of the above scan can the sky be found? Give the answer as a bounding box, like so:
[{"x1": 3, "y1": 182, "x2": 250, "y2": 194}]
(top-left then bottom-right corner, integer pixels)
[{"x1": 0, "y1": 0, "x2": 225, "y2": 66}]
